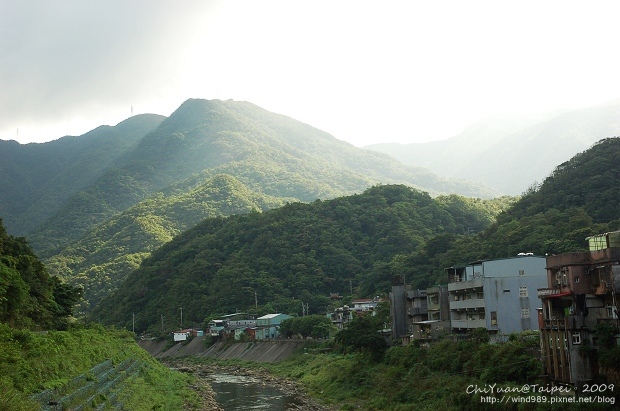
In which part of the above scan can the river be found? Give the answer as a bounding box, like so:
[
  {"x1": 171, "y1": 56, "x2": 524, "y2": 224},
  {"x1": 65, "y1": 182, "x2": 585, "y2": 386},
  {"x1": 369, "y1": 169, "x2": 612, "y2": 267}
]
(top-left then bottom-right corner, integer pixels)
[
  {"x1": 168, "y1": 362, "x2": 332, "y2": 411},
  {"x1": 207, "y1": 372, "x2": 306, "y2": 410}
]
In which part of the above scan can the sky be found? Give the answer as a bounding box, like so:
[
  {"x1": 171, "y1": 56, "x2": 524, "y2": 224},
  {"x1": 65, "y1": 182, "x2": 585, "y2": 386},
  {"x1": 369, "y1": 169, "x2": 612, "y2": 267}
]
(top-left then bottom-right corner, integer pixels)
[{"x1": 2, "y1": 1, "x2": 620, "y2": 147}]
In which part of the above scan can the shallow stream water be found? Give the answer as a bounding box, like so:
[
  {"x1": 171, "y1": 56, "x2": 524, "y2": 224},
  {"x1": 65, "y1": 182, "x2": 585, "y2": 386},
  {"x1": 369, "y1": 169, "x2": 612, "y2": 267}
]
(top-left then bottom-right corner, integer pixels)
[{"x1": 207, "y1": 372, "x2": 305, "y2": 410}]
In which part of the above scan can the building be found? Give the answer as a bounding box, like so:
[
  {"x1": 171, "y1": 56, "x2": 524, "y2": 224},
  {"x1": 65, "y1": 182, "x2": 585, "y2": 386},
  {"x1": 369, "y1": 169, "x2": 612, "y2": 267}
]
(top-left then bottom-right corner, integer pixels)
[
  {"x1": 390, "y1": 275, "x2": 410, "y2": 341},
  {"x1": 207, "y1": 319, "x2": 226, "y2": 337},
  {"x1": 389, "y1": 275, "x2": 429, "y2": 342},
  {"x1": 326, "y1": 306, "x2": 354, "y2": 330},
  {"x1": 352, "y1": 298, "x2": 380, "y2": 313},
  {"x1": 173, "y1": 330, "x2": 190, "y2": 342},
  {"x1": 413, "y1": 285, "x2": 451, "y2": 341},
  {"x1": 255, "y1": 313, "x2": 292, "y2": 340},
  {"x1": 447, "y1": 255, "x2": 547, "y2": 342},
  {"x1": 538, "y1": 231, "x2": 620, "y2": 387}
]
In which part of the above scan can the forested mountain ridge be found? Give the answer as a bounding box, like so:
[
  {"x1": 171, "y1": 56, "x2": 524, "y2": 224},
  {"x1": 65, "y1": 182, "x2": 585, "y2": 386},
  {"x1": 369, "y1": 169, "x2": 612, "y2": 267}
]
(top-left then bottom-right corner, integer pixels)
[
  {"x1": 0, "y1": 219, "x2": 81, "y2": 329},
  {"x1": 47, "y1": 174, "x2": 291, "y2": 311},
  {"x1": 12, "y1": 99, "x2": 497, "y2": 260},
  {"x1": 0, "y1": 114, "x2": 165, "y2": 235},
  {"x1": 94, "y1": 138, "x2": 620, "y2": 333},
  {"x1": 366, "y1": 99, "x2": 620, "y2": 195},
  {"x1": 390, "y1": 137, "x2": 620, "y2": 289},
  {"x1": 92, "y1": 185, "x2": 513, "y2": 332}
]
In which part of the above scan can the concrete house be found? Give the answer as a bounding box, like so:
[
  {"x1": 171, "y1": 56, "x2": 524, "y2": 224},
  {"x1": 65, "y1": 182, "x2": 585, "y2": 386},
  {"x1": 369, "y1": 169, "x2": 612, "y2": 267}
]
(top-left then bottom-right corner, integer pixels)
[
  {"x1": 255, "y1": 313, "x2": 292, "y2": 340},
  {"x1": 326, "y1": 305, "x2": 354, "y2": 330},
  {"x1": 389, "y1": 275, "x2": 429, "y2": 342},
  {"x1": 447, "y1": 255, "x2": 547, "y2": 342},
  {"x1": 415, "y1": 285, "x2": 451, "y2": 341},
  {"x1": 207, "y1": 319, "x2": 226, "y2": 337},
  {"x1": 538, "y1": 231, "x2": 620, "y2": 387}
]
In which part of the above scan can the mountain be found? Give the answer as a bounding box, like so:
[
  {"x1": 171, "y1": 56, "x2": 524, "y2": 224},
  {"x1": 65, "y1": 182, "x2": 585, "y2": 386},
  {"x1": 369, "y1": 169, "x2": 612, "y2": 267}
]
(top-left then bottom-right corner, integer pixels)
[
  {"x1": 47, "y1": 174, "x2": 290, "y2": 310},
  {"x1": 91, "y1": 185, "x2": 511, "y2": 332},
  {"x1": 0, "y1": 218, "x2": 81, "y2": 330},
  {"x1": 0, "y1": 114, "x2": 165, "y2": 235},
  {"x1": 385, "y1": 137, "x2": 620, "y2": 289},
  {"x1": 93, "y1": 137, "x2": 620, "y2": 332},
  {"x1": 365, "y1": 100, "x2": 620, "y2": 195},
  {"x1": 1, "y1": 99, "x2": 500, "y2": 311},
  {"x1": 9, "y1": 99, "x2": 497, "y2": 257}
]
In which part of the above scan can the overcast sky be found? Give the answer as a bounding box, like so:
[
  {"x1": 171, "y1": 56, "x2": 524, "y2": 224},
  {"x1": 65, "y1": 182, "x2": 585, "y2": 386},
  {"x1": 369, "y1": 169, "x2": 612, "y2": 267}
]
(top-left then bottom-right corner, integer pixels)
[{"x1": 2, "y1": 1, "x2": 620, "y2": 147}]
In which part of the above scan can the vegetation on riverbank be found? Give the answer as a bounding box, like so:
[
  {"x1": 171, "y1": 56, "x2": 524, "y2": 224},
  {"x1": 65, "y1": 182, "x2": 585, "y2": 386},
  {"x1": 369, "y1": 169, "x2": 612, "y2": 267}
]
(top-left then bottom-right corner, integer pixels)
[
  {"x1": 175, "y1": 330, "x2": 618, "y2": 411},
  {"x1": 0, "y1": 324, "x2": 203, "y2": 411}
]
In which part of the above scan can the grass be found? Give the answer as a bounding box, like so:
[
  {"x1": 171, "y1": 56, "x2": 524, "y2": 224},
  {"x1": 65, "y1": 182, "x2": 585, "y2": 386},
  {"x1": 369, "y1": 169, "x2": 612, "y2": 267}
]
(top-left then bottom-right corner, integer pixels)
[{"x1": 0, "y1": 323, "x2": 202, "y2": 410}]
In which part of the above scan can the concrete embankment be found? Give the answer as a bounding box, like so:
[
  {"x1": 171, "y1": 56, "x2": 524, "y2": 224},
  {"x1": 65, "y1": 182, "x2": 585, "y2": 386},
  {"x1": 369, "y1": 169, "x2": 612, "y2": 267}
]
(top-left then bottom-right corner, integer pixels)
[{"x1": 139, "y1": 337, "x2": 307, "y2": 363}]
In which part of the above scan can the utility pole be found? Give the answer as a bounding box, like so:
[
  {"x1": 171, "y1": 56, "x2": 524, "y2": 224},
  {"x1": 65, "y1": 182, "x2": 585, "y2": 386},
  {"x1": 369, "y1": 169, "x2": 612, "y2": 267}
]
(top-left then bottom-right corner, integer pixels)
[
  {"x1": 180, "y1": 307, "x2": 183, "y2": 329},
  {"x1": 349, "y1": 279, "x2": 353, "y2": 296},
  {"x1": 255, "y1": 291, "x2": 258, "y2": 309}
]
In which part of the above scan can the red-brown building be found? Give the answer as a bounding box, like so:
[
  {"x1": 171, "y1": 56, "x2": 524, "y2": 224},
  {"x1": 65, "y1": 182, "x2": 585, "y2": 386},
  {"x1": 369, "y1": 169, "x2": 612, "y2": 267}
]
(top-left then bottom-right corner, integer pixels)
[{"x1": 539, "y1": 231, "x2": 620, "y2": 386}]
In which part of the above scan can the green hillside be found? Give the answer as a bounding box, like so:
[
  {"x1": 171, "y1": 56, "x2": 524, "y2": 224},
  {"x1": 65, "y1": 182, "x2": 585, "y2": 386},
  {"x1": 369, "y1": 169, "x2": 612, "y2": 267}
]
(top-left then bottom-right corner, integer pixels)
[
  {"x1": 0, "y1": 325, "x2": 202, "y2": 411},
  {"x1": 0, "y1": 114, "x2": 165, "y2": 235},
  {"x1": 16, "y1": 98, "x2": 496, "y2": 260},
  {"x1": 93, "y1": 185, "x2": 510, "y2": 333},
  {"x1": 0, "y1": 98, "x2": 498, "y2": 315},
  {"x1": 0, "y1": 218, "x2": 81, "y2": 330},
  {"x1": 94, "y1": 137, "x2": 620, "y2": 333},
  {"x1": 0, "y1": 219, "x2": 205, "y2": 410},
  {"x1": 47, "y1": 174, "x2": 291, "y2": 311},
  {"x1": 386, "y1": 137, "x2": 620, "y2": 290}
]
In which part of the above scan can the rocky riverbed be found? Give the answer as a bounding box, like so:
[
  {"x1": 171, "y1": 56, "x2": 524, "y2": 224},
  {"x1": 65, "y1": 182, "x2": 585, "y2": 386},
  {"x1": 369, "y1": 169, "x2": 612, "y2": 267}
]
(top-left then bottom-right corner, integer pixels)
[{"x1": 165, "y1": 360, "x2": 335, "y2": 410}]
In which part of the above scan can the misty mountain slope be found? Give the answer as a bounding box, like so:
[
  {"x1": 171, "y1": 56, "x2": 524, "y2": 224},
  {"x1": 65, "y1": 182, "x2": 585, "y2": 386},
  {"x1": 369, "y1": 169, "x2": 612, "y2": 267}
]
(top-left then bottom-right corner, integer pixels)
[
  {"x1": 92, "y1": 138, "x2": 620, "y2": 332},
  {"x1": 91, "y1": 184, "x2": 507, "y2": 331},
  {"x1": 46, "y1": 173, "x2": 289, "y2": 310},
  {"x1": 0, "y1": 114, "x2": 165, "y2": 235},
  {"x1": 358, "y1": 138, "x2": 620, "y2": 292},
  {"x1": 366, "y1": 101, "x2": 620, "y2": 194},
  {"x1": 26, "y1": 98, "x2": 498, "y2": 257}
]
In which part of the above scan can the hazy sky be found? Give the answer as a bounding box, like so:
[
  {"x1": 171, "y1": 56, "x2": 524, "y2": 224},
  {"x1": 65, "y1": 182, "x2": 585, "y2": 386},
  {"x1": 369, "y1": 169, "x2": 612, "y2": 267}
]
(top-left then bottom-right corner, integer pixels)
[{"x1": 2, "y1": 1, "x2": 620, "y2": 147}]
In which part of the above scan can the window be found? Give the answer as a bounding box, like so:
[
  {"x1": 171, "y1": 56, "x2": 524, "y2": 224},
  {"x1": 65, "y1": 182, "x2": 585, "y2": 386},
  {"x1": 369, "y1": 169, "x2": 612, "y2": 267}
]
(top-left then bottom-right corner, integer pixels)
[
  {"x1": 521, "y1": 308, "x2": 530, "y2": 319},
  {"x1": 519, "y1": 269, "x2": 525, "y2": 276},
  {"x1": 503, "y1": 289, "x2": 511, "y2": 293},
  {"x1": 572, "y1": 332, "x2": 581, "y2": 345},
  {"x1": 519, "y1": 286, "x2": 528, "y2": 297},
  {"x1": 607, "y1": 305, "x2": 618, "y2": 319},
  {"x1": 479, "y1": 311, "x2": 485, "y2": 320},
  {"x1": 574, "y1": 276, "x2": 580, "y2": 283},
  {"x1": 491, "y1": 311, "x2": 497, "y2": 326}
]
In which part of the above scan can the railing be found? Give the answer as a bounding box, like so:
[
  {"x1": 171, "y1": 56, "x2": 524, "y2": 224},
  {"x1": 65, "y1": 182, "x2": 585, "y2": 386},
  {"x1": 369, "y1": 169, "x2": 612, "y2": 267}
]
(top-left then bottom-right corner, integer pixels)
[
  {"x1": 448, "y1": 277, "x2": 483, "y2": 291},
  {"x1": 450, "y1": 319, "x2": 486, "y2": 329},
  {"x1": 537, "y1": 288, "x2": 563, "y2": 298},
  {"x1": 450, "y1": 299, "x2": 485, "y2": 310}
]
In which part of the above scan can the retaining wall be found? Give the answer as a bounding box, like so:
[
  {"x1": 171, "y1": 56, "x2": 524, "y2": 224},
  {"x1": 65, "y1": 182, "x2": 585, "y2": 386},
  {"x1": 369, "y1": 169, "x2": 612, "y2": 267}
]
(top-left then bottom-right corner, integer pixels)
[{"x1": 138, "y1": 337, "x2": 307, "y2": 363}]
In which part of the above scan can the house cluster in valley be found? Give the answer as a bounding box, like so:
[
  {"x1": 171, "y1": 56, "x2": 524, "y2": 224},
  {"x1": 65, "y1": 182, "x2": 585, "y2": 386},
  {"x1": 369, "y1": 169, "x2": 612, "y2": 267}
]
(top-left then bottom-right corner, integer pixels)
[
  {"x1": 388, "y1": 230, "x2": 620, "y2": 388},
  {"x1": 170, "y1": 230, "x2": 619, "y2": 388}
]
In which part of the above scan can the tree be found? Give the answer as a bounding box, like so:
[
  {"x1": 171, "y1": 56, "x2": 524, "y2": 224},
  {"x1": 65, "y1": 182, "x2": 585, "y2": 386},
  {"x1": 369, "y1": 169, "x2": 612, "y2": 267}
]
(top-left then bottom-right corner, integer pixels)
[{"x1": 335, "y1": 315, "x2": 388, "y2": 361}]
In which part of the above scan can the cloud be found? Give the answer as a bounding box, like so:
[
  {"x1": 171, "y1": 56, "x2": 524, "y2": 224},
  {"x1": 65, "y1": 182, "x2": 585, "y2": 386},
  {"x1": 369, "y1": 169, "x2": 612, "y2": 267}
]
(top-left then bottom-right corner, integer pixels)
[
  {"x1": 2, "y1": 1, "x2": 620, "y2": 146},
  {"x1": 0, "y1": 1, "x2": 215, "y2": 137}
]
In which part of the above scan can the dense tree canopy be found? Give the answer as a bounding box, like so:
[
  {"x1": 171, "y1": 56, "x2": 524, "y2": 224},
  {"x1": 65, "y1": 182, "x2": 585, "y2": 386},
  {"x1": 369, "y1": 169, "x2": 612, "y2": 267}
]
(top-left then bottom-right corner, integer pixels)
[
  {"x1": 93, "y1": 185, "x2": 505, "y2": 333},
  {"x1": 0, "y1": 219, "x2": 81, "y2": 330},
  {"x1": 392, "y1": 138, "x2": 620, "y2": 290}
]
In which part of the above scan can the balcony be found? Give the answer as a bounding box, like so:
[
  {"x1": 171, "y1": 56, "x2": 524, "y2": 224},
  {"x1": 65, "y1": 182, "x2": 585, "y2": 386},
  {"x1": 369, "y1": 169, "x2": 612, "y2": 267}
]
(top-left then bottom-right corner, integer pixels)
[
  {"x1": 541, "y1": 318, "x2": 568, "y2": 330},
  {"x1": 451, "y1": 319, "x2": 486, "y2": 329},
  {"x1": 450, "y1": 299, "x2": 485, "y2": 310},
  {"x1": 537, "y1": 288, "x2": 571, "y2": 299},
  {"x1": 448, "y1": 277, "x2": 483, "y2": 291},
  {"x1": 407, "y1": 307, "x2": 428, "y2": 316}
]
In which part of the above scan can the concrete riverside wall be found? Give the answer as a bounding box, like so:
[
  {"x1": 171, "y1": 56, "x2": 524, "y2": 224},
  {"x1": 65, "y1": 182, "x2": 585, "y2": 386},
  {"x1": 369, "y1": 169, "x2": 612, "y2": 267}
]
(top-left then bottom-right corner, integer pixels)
[{"x1": 138, "y1": 337, "x2": 307, "y2": 363}]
